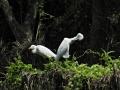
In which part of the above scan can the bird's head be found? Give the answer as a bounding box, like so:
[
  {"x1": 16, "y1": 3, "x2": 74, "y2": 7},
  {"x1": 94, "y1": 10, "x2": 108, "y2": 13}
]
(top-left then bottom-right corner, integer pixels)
[
  {"x1": 28, "y1": 45, "x2": 36, "y2": 50},
  {"x1": 76, "y1": 33, "x2": 84, "y2": 41}
]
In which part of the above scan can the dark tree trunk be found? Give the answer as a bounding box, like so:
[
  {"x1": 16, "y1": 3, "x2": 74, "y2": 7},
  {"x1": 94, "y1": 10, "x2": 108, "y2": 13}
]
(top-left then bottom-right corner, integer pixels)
[
  {"x1": 90, "y1": 0, "x2": 101, "y2": 50},
  {"x1": 1, "y1": 0, "x2": 39, "y2": 44},
  {"x1": 88, "y1": 0, "x2": 101, "y2": 64}
]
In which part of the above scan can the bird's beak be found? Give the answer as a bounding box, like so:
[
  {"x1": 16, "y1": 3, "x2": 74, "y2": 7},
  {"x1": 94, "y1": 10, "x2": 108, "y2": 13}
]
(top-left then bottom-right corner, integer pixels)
[{"x1": 28, "y1": 47, "x2": 31, "y2": 50}]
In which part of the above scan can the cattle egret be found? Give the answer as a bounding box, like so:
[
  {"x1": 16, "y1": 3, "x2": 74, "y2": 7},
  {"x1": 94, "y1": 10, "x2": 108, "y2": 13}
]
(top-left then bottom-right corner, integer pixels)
[
  {"x1": 56, "y1": 33, "x2": 84, "y2": 61},
  {"x1": 28, "y1": 45, "x2": 56, "y2": 59}
]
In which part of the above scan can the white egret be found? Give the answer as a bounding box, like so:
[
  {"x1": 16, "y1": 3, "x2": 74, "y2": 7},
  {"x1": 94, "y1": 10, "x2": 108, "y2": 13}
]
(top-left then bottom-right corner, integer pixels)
[
  {"x1": 28, "y1": 45, "x2": 56, "y2": 59},
  {"x1": 56, "y1": 33, "x2": 84, "y2": 61}
]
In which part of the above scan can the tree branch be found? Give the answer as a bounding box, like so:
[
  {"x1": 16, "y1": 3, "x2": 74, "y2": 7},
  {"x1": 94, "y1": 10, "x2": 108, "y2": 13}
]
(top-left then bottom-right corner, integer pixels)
[
  {"x1": 1, "y1": 0, "x2": 39, "y2": 44},
  {"x1": 1, "y1": 0, "x2": 27, "y2": 43}
]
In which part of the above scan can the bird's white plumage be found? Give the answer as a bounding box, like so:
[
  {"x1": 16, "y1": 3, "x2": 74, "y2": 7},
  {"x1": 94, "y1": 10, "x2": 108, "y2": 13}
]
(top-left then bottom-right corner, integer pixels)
[
  {"x1": 56, "y1": 33, "x2": 84, "y2": 61},
  {"x1": 70, "y1": 33, "x2": 84, "y2": 42},
  {"x1": 29, "y1": 33, "x2": 83, "y2": 61},
  {"x1": 29, "y1": 45, "x2": 56, "y2": 59},
  {"x1": 56, "y1": 38, "x2": 71, "y2": 60}
]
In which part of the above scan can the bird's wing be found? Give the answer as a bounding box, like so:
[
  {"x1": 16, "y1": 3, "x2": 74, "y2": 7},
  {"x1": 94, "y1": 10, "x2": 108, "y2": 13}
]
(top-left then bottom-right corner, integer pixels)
[
  {"x1": 56, "y1": 38, "x2": 71, "y2": 60},
  {"x1": 37, "y1": 45, "x2": 56, "y2": 58},
  {"x1": 58, "y1": 41, "x2": 68, "y2": 53},
  {"x1": 57, "y1": 41, "x2": 68, "y2": 59},
  {"x1": 63, "y1": 45, "x2": 70, "y2": 58},
  {"x1": 63, "y1": 51, "x2": 70, "y2": 58},
  {"x1": 56, "y1": 46, "x2": 67, "y2": 61},
  {"x1": 45, "y1": 50, "x2": 56, "y2": 58}
]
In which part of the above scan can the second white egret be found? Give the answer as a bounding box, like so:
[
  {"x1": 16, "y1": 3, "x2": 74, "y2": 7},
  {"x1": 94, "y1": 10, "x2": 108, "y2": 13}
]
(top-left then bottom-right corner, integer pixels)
[{"x1": 56, "y1": 33, "x2": 84, "y2": 61}]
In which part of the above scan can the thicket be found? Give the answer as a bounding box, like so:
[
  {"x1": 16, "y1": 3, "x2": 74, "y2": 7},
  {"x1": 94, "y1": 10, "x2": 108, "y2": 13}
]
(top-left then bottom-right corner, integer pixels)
[
  {"x1": 1, "y1": 0, "x2": 120, "y2": 90},
  {"x1": 1, "y1": 49, "x2": 120, "y2": 90}
]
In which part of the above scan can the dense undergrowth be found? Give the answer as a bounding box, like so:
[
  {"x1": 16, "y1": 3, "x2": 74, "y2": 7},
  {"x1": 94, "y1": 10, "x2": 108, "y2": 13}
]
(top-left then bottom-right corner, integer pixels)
[{"x1": 1, "y1": 49, "x2": 120, "y2": 90}]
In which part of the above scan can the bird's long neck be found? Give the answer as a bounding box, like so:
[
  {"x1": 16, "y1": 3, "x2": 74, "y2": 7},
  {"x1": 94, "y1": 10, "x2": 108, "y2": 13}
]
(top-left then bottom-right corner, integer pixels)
[
  {"x1": 70, "y1": 36, "x2": 78, "y2": 43},
  {"x1": 71, "y1": 36, "x2": 78, "y2": 41}
]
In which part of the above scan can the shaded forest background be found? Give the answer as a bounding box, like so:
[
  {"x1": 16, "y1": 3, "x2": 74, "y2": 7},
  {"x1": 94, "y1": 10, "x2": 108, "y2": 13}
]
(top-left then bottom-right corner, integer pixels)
[{"x1": 0, "y1": 0, "x2": 120, "y2": 89}]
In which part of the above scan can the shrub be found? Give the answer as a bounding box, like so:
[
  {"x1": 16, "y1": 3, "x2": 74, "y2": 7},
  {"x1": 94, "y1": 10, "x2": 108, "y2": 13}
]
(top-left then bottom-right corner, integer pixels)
[
  {"x1": 4, "y1": 53, "x2": 41, "y2": 89},
  {"x1": 3, "y1": 49, "x2": 120, "y2": 89}
]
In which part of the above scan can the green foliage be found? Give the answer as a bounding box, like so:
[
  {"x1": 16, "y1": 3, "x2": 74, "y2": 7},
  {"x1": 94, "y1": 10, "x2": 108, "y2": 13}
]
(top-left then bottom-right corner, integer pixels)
[
  {"x1": 3, "y1": 49, "x2": 120, "y2": 89},
  {"x1": 39, "y1": 0, "x2": 54, "y2": 28},
  {"x1": 88, "y1": 49, "x2": 120, "y2": 69},
  {"x1": 44, "y1": 49, "x2": 120, "y2": 89},
  {"x1": 99, "y1": 49, "x2": 114, "y2": 65},
  {"x1": 44, "y1": 59, "x2": 111, "y2": 89},
  {"x1": 5, "y1": 53, "x2": 41, "y2": 88}
]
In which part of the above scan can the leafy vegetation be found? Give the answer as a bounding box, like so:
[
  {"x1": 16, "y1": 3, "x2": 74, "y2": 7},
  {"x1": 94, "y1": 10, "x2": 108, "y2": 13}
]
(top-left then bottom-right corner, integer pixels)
[
  {"x1": 44, "y1": 49, "x2": 120, "y2": 89},
  {"x1": 3, "y1": 53, "x2": 41, "y2": 89},
  {"x1": 2, "y1": 49, "x2": 120, "y2": 89},
  {"x1": 44, "y1": 56, "x2": 112, "y2": 89}
]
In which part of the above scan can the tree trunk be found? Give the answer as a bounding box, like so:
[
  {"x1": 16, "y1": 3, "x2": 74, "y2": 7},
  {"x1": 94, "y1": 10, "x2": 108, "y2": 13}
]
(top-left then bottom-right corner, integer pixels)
[
  {"x1": 1, "y1": 0, "x2": 39, "y2": 44},
  {"x1": 89, "y1": 0, "x2": 101, "y2": 64},
  {"x1": 90, "y1": 0, "x2": 101, "y2": 50}
]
